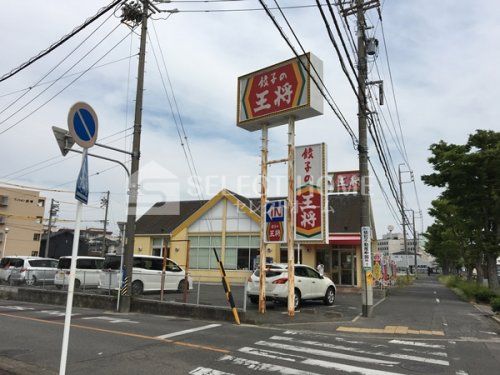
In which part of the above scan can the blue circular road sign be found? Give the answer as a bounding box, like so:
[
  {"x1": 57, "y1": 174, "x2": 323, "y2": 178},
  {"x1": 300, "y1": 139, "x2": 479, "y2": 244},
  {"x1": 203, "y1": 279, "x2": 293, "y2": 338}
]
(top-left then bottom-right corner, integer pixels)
[{"x1": 67, "y1": 102, "x2": 98, "y2": 148}]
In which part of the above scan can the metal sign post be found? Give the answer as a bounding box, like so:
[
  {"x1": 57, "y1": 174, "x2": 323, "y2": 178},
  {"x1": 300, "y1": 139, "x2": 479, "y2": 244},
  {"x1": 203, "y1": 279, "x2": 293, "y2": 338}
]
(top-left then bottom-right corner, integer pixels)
[
  {"x1": 59, "y1": 102, "x2": 98, "y2": 375},
  {"x1": 259, "y1": 125, "x2": 268, "y2": 314}
]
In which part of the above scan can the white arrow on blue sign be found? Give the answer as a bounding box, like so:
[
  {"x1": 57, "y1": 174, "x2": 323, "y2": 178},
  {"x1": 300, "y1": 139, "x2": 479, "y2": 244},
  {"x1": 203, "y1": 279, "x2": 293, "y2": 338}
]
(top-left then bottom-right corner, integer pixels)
[
  {"x1": 75, "y1": 152, "x2": 89, "y2": 204},
  {"x1": 67, "y1": 102, "x2": 98, "y2": 148},
  {"x1": 266, "y1": 200, "x2": 286, "y2": 223}
]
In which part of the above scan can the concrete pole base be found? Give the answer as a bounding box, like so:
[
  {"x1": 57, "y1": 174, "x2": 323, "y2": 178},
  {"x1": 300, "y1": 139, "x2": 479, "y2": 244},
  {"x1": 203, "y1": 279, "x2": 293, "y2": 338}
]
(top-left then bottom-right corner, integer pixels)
[
  {"x1": 362, "y1": 304, "x2": 373, "y2": 318},
  {"x1": 119, "y1": 296, "x2": 131, "y2": 313}
]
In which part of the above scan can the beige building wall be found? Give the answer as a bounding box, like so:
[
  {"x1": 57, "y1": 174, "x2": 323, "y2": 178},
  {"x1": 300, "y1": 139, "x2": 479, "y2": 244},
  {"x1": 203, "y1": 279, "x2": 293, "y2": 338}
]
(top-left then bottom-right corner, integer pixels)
[{"x1": 0, "y1": 187, "x2": 45, "y2": 257}]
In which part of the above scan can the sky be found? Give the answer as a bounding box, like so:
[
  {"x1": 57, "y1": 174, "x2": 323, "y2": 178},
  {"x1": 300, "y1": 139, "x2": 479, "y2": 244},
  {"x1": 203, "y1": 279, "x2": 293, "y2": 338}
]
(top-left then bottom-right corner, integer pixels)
[{"x1": 0, "y1": 0, "x2": 498, "y2": 238}]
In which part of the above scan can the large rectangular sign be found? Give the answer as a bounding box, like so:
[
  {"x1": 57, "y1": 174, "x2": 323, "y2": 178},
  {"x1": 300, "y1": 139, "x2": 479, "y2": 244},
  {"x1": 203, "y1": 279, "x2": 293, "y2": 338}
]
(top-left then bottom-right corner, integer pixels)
[
  {"x1": 329, "y1": 170, "x2": 360, "y2": 193},
  {"x1": 237, "y1": 53, "x2": 323, "y2": 132},
  {"x1": 265, "y1": 200, "x2": 286, "y2": 243},
  {"x1": 361, "y1": 226, "x2": 372, "y2": 270},
  {"x1": 295, "y1": 143, "x2": 328, "y2": 242}
]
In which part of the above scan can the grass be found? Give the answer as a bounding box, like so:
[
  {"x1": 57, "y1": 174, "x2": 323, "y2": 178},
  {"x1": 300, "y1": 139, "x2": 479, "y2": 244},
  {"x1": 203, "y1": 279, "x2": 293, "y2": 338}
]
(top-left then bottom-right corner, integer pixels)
[
  {"x1": 395, "y1": 275, "x2": 415, "y2": 287},
  {"x1": 439, "y1": 275, "x2": 500, "y2": 310}
]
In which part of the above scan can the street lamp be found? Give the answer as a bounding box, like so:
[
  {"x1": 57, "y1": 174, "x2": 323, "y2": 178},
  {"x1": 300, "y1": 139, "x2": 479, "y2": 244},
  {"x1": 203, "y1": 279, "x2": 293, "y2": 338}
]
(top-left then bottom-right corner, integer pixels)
[{"x1": 1, "y1": 227, "x2": 9, "y2": 258}]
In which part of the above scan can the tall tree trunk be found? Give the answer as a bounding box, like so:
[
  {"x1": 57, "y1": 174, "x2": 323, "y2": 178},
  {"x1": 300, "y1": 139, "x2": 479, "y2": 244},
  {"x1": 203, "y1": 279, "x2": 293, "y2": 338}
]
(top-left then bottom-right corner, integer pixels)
[
  {"x1": 466, "y1": 267, "x2": 473, "y2": 281},
  {"x1": 486, "y1": 252, "x2": 499, "y2": 290},
  {"x1": 475, "y1": 257, "x2": 484, "y2": 285}
]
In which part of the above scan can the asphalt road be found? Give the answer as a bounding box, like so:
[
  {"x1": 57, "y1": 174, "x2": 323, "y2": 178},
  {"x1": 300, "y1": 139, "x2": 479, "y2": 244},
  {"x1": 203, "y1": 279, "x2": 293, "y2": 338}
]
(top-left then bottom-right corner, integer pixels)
[{"x1": 0, "y1": 276, "x2": 499, "y2": 374}]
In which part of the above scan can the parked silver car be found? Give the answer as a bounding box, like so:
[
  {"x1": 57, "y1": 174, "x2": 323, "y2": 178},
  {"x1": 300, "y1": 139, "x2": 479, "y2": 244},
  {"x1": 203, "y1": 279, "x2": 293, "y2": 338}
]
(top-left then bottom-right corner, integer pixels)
[
  {"x1": 10, "y1": 257, "x2": 58, "y2": 285},
  {"x1": 0, "y1": 257, "x2": 27, "y2": 284}
]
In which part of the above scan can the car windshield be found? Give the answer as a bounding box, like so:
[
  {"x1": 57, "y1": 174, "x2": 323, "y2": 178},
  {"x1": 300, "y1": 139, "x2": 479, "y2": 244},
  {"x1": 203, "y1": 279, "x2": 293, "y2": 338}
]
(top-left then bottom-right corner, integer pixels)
[
  {"x1": 28, "y1": 259, "x2": 58, "y2": 268},
  {"x1": 103, "y1": 255, "x2": 121, "y2": 270}
]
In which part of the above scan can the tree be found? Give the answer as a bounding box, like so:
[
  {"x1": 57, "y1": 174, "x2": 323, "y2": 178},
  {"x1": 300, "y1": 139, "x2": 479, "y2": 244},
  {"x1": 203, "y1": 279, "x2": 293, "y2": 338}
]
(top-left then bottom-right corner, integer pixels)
[{"x1": 422, "y1": 130, "x2": 499, "y2": 290}]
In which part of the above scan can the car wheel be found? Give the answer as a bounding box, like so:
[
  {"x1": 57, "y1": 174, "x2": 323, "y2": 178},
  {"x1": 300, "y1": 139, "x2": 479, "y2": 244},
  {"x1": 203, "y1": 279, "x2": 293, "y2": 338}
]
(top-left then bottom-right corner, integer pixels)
[
  {"x1": 294, "y1": 289, "x2": 301, "y2": 310},
  {"x1": 74, "y1": 279, "x2": 81, "y2": 289},
  {"x1": 26, "y1": 276, "x2": 37, "y2": 286},
  {"x1": 249, "y1": 296, "x2": 259, "y2": 305},
  {"x1": 132, "y1": 280, "x2": 143, "y2": 296},
  {"x1": 177, "y1": 279, "x2": 187, "y2": 292},
  {"x1": 324, "y1": 286, "x2": 335, "y2": 306}
]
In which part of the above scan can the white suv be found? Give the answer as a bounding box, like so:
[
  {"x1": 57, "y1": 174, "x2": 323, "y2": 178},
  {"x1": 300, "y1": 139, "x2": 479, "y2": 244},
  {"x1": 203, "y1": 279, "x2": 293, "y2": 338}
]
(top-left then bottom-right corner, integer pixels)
[
  {"x1": 54, "y1": 256, "x2": 104, "y2": 289},
  {"x1": 246, "y1": 263, "x2": 336, "y2": 309},
  {"x1": 99, "y1": 254, "x2": 192, "y2": 295}
]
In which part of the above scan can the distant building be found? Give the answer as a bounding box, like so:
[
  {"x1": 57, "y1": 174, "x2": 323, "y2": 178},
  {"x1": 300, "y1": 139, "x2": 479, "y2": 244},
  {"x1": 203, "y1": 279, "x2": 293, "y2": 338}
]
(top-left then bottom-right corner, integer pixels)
[
  {"x1": 39, "y1": 229, "x2": 90, "y2": 259},
  {"x1": 0, "y1": 186, "x2": 45, "y2": 257},
  {"x1": 377, "y1": 231, "x2": 421, "y2": 257}
]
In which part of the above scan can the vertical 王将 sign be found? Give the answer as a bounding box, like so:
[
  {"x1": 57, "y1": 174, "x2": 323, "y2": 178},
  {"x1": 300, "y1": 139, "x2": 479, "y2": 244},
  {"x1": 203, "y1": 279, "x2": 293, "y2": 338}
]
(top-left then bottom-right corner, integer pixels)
[
  {"x1": 361, "y1": 226, "x2": 372, "y2": 270},
  {"x1": 295, "y1": 143, "x2": 327, "y2": 242},
  {"x1": 265, "y1": 200, "x2": 287, "y2": 243}
]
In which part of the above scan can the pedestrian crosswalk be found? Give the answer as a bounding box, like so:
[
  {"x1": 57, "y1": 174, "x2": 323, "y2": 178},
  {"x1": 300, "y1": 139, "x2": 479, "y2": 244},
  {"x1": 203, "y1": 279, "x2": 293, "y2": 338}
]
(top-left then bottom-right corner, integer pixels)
[{"x1": 189, "y1": 330, "x2": 454, "y2": 374}]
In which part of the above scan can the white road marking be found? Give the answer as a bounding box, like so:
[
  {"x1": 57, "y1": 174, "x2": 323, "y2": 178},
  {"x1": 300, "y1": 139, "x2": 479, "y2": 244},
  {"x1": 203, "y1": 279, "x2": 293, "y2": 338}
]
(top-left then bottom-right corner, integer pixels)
[
  {"x1": 218, "y1": 355, "x2": 319, "y2": 375},
  {"x1": 436, "y1": 298, "x2": 440, "y2": 303},
  {"x1": 270, "y1": 336, "x2": 449, "y2": 366},
  {"x1": 301, "y1": 358, "x2": 407, "y2": 375},
  {"x1": 1, "y1": 305, "x2": 34, "y2": 311},
  {"x1": 455, "y1": 370, "x2": 469, "y2": 375},
  {"x1": 389, "y1": 340, "x2": 445, "y2": 349},
  {"x1": 82, "y1": 316, "x2": 139, "y2": 324},
  {"x1": 479, "y1": 331, "x2": 497, "y2": 335},
  {"x1": 256, "y1": 340, "x2": 399, "y2": 365},
  {"x1": 156, "y1": 323, "x2": 221, "y2": 339},
  {"x1": 239, "y1": 347, "x2": 297, "y2": 362},
  {"x1": 39, "y1": 310, "x2": 79, "y2": 317},
  {"x1": 433, "y1": 291, "x2": 437, "y2": 294},
  {"x1": 400, "y1": 348, "x2": 448, "y2": 357},
  {"x1": 189, "y1": 367, "x2": 234, "y2": 375}
]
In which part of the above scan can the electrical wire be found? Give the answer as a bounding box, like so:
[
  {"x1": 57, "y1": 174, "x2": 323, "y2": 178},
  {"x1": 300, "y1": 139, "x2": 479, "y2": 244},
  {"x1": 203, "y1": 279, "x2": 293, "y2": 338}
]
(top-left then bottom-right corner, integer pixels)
[
  {"x1": 0, "y1": 0, "x2": 124, "y2": 83},
  {"x1": 173, "y1": 4, "x2": 329, "y2": 12},
  {"x1": 258, "y1": 0, "x2": 358, "y2": 148},
  {"x1": 0, "y1": 27, "x2": 134, "y2": 136},
  {"x1": 0, "y1": 23, "x2": 122, "y2": 133}
]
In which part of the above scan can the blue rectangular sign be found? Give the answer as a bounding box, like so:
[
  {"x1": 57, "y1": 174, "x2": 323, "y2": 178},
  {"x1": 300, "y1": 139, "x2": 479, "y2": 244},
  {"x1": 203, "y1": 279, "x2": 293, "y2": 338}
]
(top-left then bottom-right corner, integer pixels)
[
  {"x1": 266, "y1": 200, "x2": 285, "y2": 223},
  {"x1": 75, "y1": 153, "x2": 89, "y2": 204}
]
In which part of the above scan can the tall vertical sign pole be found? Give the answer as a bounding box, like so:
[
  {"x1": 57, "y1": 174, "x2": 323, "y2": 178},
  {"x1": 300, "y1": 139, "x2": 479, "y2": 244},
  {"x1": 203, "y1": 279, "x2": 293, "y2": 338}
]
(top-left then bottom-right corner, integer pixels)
[
  {"x1": 44, "y1": 198, "x2": 55, "y2": 257},
  {"x1": 59, "y1": 151, "x2": 86, "y2": 375},
  {"x1": 259, "y1": 125, "x2": 268, "y2": 314},
  {"x1": 121, "y1": 0, "x2": 148, "y2": 313},
  {"x1": 287, "y1": 116, "x2": 295, "y2": 317},
  {"x1": 357, "y1": 0, "x2": 373, "y2": 317}
]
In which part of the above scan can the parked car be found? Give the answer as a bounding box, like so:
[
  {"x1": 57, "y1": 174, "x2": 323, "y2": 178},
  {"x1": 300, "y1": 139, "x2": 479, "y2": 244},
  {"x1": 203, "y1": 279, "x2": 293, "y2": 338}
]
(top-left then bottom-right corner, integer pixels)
[
  {"x1": 9, "y1": 257, "x2": 58, "y2": 285},
  {"x1": 0, "y1": 257, "x2": 28, "y2": 284},
  {"x1": 99, "y1": 254, "x2": 192, "y2": 295},
  {"x1": 246, "y1": 263, "x2": 336, "y2": 309},
  {"x1": 54, "y1": 256, "x2": 104, "y2": 289}
]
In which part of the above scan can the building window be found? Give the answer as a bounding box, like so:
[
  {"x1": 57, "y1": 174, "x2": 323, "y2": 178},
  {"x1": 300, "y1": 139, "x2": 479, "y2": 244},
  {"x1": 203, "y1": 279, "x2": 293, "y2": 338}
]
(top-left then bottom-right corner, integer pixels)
[
  {"x1": 37, "y1": 199, "x2": 45, "y2": 207},
  {"x1": 280, "y1": 246, "x2": 303, "y2": 264},
  {"x1": 33, "y1": 233, "x2": 41, "y2": 241},
  {"x1": 188, "y1": 236, "x2": 222, "y2": 269},
  {"x1": 152, "y1": 238, "x2": 165, "y2": 257},
  {"x1": 225, "y1": 235, "x2": 259, "y2": 270},
  {"x1": 31, "y1": 251, "x2": 38, "y2": 256}
]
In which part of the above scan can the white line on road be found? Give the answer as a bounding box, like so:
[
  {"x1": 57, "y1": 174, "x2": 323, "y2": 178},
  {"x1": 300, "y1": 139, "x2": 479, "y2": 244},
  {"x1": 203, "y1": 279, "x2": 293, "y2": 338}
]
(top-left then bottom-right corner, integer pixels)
[
  {"x1": 301, "y1": 358, "x2": 407, "y2": 375},
  {"x1": 436, "y1": 298, "x2": 440, "y2": 303},
  {"x1": 433, "y1": 291, "x2": 437, "y2": 294},
  {"x1": 389, "y1": 340, "x2": 445, "y2": 349},
  {"x1": 219, "y1": 355, "x2": 320, "y2": 375},
  {"x1": 239, "y1": 347, "x2": 297, "y2": 362},
  {"x1": 270, "y1": 336, "x2": 449, "y2": 366},
  {"x1": 156, "y1": 323, "x2": 221, "y2": 339},
  {"x1": 82, "y1": 316, "x2": 139, "y2": 324},
  {"x1": 189, "y1": 367, "x2": 234, "y2": 375},
  {"x1": 256, "y1": 340, "x2": 399, "y2": 365},
  {"x1": 1, "y1": 306, "x2": 34, "y2": 311}
]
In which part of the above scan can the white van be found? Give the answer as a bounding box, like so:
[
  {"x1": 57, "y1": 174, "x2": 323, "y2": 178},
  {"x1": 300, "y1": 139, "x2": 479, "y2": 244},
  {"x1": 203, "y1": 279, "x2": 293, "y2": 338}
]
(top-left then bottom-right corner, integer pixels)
[
  {"x1": 99, "y1": 254, "x2": 192, "y2": 295},
  {"x1": 54, "y1": 256, "x2": 104, "y2": 289}
]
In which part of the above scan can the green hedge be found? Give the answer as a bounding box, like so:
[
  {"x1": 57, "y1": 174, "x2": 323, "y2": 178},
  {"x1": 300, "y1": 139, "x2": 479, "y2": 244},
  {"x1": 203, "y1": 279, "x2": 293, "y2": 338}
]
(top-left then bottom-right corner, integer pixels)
[
  {"x1": 439, "y1": 275, "x2": 499, "y2": 308},
  {"x1": 491, "y1": 297, "x2": 500, "y2": 313}
]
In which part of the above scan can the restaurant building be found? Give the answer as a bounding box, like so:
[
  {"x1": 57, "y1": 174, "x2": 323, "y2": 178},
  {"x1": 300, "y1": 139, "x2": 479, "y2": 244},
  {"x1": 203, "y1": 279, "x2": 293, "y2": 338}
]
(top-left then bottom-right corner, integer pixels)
[{"x1": 134, "y1": 189, "x2": 375, "y2": 288}]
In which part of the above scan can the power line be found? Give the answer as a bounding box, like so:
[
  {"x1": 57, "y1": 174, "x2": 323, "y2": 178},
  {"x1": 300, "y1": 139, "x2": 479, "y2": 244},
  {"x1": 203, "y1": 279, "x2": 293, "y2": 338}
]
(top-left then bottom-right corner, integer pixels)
[
  {"x1": 0, "y1": 0, "x2": 124, "y2": 83},
  {"x1": 258, "y1": 0, "x2": 358, "y2": 148},
  {"x1": 0, "y1": 23, "x2": 122, "y2": 133},
  {"x1": 173, "y1": 4, "x2": 330, "y2": 12},
  {"x1": 0, "y1": 27, "x2": 134, "y2": 136}
]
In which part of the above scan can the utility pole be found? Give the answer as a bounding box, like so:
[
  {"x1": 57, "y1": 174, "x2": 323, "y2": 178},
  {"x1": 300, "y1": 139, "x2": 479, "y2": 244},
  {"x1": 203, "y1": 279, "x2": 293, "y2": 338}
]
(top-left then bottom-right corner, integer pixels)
[
  {"x1": 120, "y1": 0, "x2": 149, "y2": 313},
  {"x1": 356, "y1": 0, "x2": 373, "y2": 318},
  {"x1": 101, "y1": 191, "x2": 110, "y2": 255},
  {"x1": 44, "y1": 198, "x2": 59, "y2": 258},
  {"x1": 398, "y1": 164, "x2": 408, "y2": 275},
  {"x1": 412, "y1": 209, "x2": 417, "y2": 276}
]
